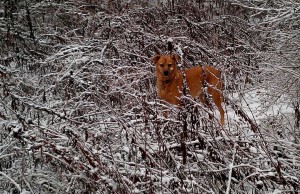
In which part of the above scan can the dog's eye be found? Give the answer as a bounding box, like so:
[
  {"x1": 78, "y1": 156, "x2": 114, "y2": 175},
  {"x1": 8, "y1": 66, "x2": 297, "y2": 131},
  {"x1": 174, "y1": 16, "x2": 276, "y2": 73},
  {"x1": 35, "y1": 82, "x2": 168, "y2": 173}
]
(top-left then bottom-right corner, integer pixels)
[
  {"x1": 168, "y1": 64, "x2": 172, "y2": 67},
  {"x1": 160, "y1": 64, "x2": 164, "y2": 67}
]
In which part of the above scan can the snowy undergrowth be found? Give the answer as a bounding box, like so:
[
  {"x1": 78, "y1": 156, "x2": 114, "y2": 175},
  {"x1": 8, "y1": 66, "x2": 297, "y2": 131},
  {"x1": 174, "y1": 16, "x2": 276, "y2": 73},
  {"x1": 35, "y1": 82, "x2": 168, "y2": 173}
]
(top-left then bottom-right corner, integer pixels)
[
  {"x1": 1, "y1": 0, "x2": 300, "y2": 193},
  {"x1": 84, "y1": 85, "x2": 298, "y2": 193}
]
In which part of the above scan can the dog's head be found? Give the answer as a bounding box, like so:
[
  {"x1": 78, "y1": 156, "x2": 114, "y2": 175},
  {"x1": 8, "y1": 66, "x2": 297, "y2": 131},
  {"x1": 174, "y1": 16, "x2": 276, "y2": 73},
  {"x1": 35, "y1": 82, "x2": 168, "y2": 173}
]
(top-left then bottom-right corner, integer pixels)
[{"x1": 151, "y1": 54, "x2": 181, "y2": 81}]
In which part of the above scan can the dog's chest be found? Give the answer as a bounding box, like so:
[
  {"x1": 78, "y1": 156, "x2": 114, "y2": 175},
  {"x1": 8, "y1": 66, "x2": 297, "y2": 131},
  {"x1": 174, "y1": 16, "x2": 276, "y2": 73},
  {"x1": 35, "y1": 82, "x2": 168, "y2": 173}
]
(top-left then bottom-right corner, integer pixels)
[{"x1": 158, "y1": 79, "x2": 183, "y2": 105}]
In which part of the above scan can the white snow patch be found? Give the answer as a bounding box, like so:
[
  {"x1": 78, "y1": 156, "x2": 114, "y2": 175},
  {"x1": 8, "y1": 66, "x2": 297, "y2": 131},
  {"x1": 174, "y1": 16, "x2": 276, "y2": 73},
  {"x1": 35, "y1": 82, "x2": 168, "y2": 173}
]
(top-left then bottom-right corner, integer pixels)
[
  {"x1": 271, "y1": 189, "x2": 282, "y2": 194},
  {"x1": 20, "y1": 190, "x2": 31, "y2": 194},
  {"x1": 256, "y1": 180, "x2": 263, "y2": 185},
  {"x1": 123, "y1": 146, "x2": 130, "y2": 153},
  {"x1": 114, "y1": 152, "x2": 122, "y2": 160},
  {"x1": 167, "y1": 37, "x2": 173, "y2": 42},
  {"x1": 249, "y1": 146, "x2": 258, "y2": 154},
  {"x1": 196, "y1": 154, "x2": 204, "y2": 161}
]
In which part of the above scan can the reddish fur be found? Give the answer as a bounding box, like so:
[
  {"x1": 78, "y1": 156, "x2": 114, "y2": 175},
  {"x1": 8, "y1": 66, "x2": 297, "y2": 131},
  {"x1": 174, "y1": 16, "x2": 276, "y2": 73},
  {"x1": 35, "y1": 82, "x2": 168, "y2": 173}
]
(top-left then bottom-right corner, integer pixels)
[{"x1": 152, "y1": 54, "x2": 225, "y2": 125}]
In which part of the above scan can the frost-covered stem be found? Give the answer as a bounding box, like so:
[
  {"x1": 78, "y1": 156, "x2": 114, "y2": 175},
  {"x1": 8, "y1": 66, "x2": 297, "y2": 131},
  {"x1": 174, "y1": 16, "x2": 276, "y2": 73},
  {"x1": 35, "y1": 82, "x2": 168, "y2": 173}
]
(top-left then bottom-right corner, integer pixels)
[
  {"x1": 175, "y1": 43, "x2": 184, "y2": 68},
  {"x1": 0, "y1": 171, "x2": 21, "y2": 192},
  {"x1": 225, "y1": 142, "x2": 237, "y2": 194},
  {"x1": 295, "y1": 102, "x2": 300, "y2": 128},
  {"x1": 21, "y1": 148, "x2": 26, "y2": 191}
]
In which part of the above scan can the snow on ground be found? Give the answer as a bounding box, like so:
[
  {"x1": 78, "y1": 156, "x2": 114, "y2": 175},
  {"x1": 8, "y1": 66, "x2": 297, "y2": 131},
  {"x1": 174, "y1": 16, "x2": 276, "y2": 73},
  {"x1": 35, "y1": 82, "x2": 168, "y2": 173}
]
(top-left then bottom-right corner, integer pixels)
[{"x1": 226, "y1": 89, "x2": 294, "y2": 126}]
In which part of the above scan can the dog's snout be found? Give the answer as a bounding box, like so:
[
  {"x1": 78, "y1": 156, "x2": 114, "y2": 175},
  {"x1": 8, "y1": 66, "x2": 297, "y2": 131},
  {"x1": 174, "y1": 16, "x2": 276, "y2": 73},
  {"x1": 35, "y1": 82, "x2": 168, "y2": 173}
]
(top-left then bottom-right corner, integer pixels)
[{"x1": 163, "y1": 71, "x2": 169, "y2": 76}]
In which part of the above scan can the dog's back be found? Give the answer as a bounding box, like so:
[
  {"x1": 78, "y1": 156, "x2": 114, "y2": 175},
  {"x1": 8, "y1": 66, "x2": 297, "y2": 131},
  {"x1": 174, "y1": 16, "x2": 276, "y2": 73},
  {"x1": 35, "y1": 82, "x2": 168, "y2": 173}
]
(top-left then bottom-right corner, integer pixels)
[{"x1": 185, "y1": 66, "x2": 224, "y2": 124}]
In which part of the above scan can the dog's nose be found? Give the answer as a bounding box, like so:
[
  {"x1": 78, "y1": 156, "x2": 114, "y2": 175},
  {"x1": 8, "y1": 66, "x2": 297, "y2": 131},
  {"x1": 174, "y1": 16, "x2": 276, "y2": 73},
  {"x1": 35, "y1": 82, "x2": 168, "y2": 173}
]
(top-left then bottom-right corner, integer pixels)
[{"x1": 163, "y1": 71, "x2": 169, "y2": 76}]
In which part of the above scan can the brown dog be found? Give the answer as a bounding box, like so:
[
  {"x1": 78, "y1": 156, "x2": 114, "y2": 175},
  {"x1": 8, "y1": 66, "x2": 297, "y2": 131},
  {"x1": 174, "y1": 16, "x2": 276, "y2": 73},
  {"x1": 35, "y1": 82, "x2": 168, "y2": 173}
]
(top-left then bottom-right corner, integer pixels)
[{"x1": 151, "y1": 54, "x2": 225, "y2": 125}]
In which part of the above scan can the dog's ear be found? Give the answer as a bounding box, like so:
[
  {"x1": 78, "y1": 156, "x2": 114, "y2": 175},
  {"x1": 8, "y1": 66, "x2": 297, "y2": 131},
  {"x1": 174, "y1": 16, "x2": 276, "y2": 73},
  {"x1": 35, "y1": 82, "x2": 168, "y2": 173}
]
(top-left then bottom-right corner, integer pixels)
[
  {"x1": 151, "y1": 55, "x2": 161, "y2": 64},
  {"x1": 172, "y1": 54, "x2": 181, "y2": 63}
]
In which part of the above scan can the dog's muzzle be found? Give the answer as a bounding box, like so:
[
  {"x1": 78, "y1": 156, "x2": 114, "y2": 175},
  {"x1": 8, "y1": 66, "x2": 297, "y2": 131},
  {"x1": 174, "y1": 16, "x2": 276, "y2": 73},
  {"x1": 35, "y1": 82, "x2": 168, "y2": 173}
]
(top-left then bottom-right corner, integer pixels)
[{"x1": 163, "y1": 71, "x2": 169, "y2": 76}]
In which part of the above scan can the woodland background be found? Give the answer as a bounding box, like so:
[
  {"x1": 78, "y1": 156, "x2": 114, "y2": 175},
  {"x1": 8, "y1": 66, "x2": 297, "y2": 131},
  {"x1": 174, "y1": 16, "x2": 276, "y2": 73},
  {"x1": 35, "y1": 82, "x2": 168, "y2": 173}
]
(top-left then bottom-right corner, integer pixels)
[{"x1": 0, "y1": 0, "x2": 300, "y2": 193}]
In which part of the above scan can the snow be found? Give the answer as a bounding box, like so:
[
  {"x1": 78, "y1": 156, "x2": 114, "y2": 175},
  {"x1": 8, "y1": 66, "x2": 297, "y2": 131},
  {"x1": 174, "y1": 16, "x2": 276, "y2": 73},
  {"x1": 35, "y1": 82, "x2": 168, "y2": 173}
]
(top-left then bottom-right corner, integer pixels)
[
  {"x1": 167, "y1": 38, "x2": 173, "y2": 43},
  {"x1": 256, "y1": 180, "x2": 263, "y2": 185},
  {"x1": 249, "y1": 146, "x2": 258, "y2": 154},
  {"x1": 196, "y1": 153, "x2": 204, "y2": 161},
  {"x1": 271, "y1": 189, "x2": 282, "y2": 194},
  {"x1": 20, "y1": 191, "x2": 31, "y2": 194},
  {"x1": 1, "y1": 0, "x2": 299, "y2": 193}
]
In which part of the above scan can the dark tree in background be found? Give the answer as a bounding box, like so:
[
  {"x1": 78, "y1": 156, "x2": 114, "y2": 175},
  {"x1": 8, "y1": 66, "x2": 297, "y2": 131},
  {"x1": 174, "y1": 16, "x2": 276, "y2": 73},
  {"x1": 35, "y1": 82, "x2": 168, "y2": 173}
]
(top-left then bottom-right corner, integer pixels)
[{"x1": 0, "y1": 0, "x2": 299, "y2": 193}]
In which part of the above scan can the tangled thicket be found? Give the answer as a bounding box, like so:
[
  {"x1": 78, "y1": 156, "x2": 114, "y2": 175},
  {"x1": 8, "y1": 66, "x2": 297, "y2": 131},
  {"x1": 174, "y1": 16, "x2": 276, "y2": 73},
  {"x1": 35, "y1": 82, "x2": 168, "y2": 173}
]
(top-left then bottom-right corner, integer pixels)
[{"x1": 0, "y1": 0, "x2": 300, "y2": 193}]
